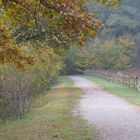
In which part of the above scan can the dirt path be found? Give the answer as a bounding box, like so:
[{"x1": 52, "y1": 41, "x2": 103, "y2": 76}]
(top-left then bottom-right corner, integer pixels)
[{"x1": 71, "y1": 76, "x2": 140, "y2": 140}]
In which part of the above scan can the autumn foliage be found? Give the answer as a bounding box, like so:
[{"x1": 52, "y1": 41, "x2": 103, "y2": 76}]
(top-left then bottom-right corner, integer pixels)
[
  {"x1": 62, "y1": 34, "x2": 136, "y2": 74},
  {"x1": 0, "y1": 0, "x2": 121, "y2": 120},
  {"x1": 0, "y1": 0, "x2": 121, "y2": 68}
]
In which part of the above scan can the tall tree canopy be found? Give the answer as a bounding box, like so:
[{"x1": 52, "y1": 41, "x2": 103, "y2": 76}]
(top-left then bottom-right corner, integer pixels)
[
  {"x1": 87, "y1": 0, "x2": 140, "y2": 66},
  {"x1": 0, "y1": 0, "x2": 120, "y2": 68}
]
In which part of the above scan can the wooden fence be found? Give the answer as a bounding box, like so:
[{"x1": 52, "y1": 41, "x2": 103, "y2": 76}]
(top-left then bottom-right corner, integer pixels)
[{"x1": 85, "y1": 70, "x2": 140, "y2": 93}]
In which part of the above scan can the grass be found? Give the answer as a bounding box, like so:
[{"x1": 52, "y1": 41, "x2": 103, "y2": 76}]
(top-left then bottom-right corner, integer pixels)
[
  {"x1": 83, "y1": 75, "x2": 140, "y2": 106},
  {"x1": 0, "y1": 76, "x2": 94, "y2": 140}
]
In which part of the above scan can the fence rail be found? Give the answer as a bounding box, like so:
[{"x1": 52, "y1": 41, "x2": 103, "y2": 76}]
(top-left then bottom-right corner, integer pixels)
[{"x1": 85, "y1": 70, "x2": 140, "y2": 93}]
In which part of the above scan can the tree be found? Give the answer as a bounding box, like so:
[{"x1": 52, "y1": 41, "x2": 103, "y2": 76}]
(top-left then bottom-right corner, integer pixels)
[
  {"x1": 87, "y1": 0, "x2": 140, "y2": 67},
  {"x1": 88, "y1": 0, "x2": 140, "y2": 38},
  {"x1": 0, "y1": 0, "x2": 120, "y2": 68},
  {"x1": 99, "y1": 35, "x2": 136, "y2": 69},
  {"x1": 63, "y1": 34, "x2": 136, "y2": 73}
]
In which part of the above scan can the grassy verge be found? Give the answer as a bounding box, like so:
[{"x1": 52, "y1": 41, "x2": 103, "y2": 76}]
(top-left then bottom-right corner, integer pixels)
[
  {"x1": 0, "y1": 76, "x2": 94, "y2": 140},
  {"x1": 84, "y1": 75, "x2": 140, "y2": 106}
]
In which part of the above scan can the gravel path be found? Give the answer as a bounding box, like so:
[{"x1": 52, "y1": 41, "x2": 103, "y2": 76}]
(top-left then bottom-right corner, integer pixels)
[{"x1": 71, "y1": 76, "x2": 140, "y2": 140}]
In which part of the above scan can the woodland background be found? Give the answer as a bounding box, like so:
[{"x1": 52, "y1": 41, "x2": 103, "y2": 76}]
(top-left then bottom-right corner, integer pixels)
[
  {"x1": 62, "y1": 0, "x2": 140, "y2": 75},
  {"x1": 1, "y1": 0, "x2": 139, "y2": 121}
]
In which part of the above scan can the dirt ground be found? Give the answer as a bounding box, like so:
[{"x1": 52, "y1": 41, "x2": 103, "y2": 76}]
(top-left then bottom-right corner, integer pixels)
[{"x1": 71, "y1": 76, "x2": 140, "y2": 140}]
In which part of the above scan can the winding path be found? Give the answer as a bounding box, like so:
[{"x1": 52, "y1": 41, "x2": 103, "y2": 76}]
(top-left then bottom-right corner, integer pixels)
[{"x1": 71, "y1": 76, "x2": 140, "y2": 140}]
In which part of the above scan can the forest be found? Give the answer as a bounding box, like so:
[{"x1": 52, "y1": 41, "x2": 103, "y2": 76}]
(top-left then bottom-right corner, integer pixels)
[
  {"x1": 63, "y1": 0, "x2": 140, "y2": 74},
  {"x1": 1, "y1": 0, "x2": 140, "y2": 140},
  {"x1": 0, "y1": 0, "x2": 120, "y2": 121},
  {"x1": 0, "y1": 0, "x2": 140, "y2": 120}
]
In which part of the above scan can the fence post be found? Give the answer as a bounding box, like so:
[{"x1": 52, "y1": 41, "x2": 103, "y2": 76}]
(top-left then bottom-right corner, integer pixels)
[
  {"x1": 133, "y1": 77, "x2": 136, "y2": 88},
  {"x1": 126, "y1": 75, "x2": 128, "y2": 86},
  {"x1": 85, "y1": 70, "x2": 140, "y2": 92},
  {"x1": 136, "y1": 77, "x2": 138, "y2": 87},
  {"x1": 128, "y1": 76, "x2": 130, "y2": 88}
]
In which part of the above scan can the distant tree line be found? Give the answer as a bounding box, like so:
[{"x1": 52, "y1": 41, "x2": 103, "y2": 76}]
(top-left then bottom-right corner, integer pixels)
[
  {"x1": 0, "y1": 0, "x2": 120, "y2": 121},
  {"x1": 62, "y1": 34, "x2": 136, "y2": 74},
  {"x1": 61, "y1": 0, "x2": 140, "y2": 75}
]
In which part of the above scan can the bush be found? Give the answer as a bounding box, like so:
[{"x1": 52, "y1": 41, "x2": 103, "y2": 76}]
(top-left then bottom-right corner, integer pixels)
[{"x1": 0, "y1": 43, "x2": 63, "y2": 121}]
